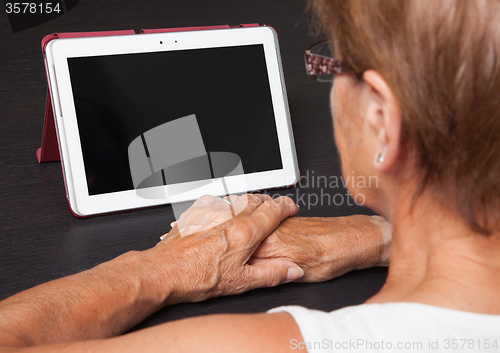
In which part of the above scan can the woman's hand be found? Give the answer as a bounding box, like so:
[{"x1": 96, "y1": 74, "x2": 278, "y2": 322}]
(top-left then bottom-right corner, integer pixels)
[
  {"x1": 146, "y1": 194, "x2": 304, "y2": 305},
  {"x1": 252, "y1": 215, "x2": 392, "y2": 282}
]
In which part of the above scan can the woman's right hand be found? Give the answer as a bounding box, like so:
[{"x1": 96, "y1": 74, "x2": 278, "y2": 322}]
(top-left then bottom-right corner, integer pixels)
[
  {"x1": 145, "y1": 194, "x2": 303, "y2": 305},
  {"x1": 252, "y1": 215, "x2": 392, "y2": 282}
]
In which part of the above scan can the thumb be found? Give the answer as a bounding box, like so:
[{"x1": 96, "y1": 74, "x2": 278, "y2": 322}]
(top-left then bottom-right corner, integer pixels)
[{"x1": 244, "y1": 258, "x2": 304, "y2": 290}]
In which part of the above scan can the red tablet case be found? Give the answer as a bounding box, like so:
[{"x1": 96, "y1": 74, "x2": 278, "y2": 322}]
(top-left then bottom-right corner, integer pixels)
[{"x1": 37, "y1": 23, "x2": 261, "y2": 163}]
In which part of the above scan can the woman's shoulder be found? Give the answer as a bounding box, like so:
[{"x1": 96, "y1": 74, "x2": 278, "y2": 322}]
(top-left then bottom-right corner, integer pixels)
[{"x1": 269, "y1": 303, "x2": 500, "y2": 352}]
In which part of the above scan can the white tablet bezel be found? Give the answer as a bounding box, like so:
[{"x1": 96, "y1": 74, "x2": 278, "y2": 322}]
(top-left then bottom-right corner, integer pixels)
[{"x1": 45, "y1": 26, "x2": 299, "y2": 216}]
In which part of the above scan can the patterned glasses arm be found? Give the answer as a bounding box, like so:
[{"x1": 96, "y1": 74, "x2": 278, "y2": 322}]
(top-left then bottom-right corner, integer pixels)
[{"x1": 304, "y1": 51, "x2": 347, "y2": 76}]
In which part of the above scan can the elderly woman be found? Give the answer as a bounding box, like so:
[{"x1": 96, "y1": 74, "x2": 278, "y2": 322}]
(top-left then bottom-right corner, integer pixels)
[{"x1": 1, "y1": 0, "x2": 500, "y2": 351}]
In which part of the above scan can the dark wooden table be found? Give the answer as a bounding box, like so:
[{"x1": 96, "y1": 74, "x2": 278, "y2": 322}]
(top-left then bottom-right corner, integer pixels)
[{"x1": 0, "y1": 0, "x2": 387, "y2": 332}]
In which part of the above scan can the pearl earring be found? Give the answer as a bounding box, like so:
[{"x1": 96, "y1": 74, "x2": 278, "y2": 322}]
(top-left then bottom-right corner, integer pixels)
[{"x1": 376, "y1": 153, "x2": 384, "y2": 164}]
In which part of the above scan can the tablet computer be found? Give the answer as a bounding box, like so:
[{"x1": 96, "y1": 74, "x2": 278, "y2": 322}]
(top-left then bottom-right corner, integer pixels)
[{"x1": 44, "y1": 26, "x2": 299, "y2": 217}]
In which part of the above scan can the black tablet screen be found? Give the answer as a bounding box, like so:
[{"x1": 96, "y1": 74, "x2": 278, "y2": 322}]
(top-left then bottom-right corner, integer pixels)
[{"x1": 68, "y1": 44, "x2": 282, "y2": 196}]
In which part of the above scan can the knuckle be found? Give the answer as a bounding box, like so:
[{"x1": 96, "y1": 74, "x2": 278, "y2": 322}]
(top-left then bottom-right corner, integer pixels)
[
  {"x1": 283, "y1": 196, "x2": 296, "y2": 206},
  {"x1": 199, "y1": 194, "x2": 214, "y2": 202},
  {"x1": 263, "y1": 194, "x2": 273, "y2": 202},
  {"x1": 225, "y1": 219, "x2": 254, "y2": 240},
  {"x1": 246, "y1": 194, "x2": 262, "y2": 207},
  {"x1": 194, "y1": 194, "x2": 216, "y2": 207},
  {"x1": 276, "y1": 196, "x2": 295, "y2": 208},
  {"x1": 265, "y1": 197, "x2": 282, "y2": 215},
  {"x1": 267, "y1": 268, "x2": 282, "y2": 287}
]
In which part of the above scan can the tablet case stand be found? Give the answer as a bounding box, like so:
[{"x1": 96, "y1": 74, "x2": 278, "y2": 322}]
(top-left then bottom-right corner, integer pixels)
[{"x1": 36, "y1": 24, "x2": 261, "y2": 163}]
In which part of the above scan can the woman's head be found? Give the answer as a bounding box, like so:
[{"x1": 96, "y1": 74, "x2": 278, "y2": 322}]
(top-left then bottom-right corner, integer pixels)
[{"x1": 310, "y1": 0, "x2": 500, "y2": 234}]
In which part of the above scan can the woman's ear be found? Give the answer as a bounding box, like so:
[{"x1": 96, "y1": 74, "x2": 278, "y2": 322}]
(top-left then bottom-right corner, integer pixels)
[{"x1": 363, "y1": 70, "x2": 403, "y2": 172}]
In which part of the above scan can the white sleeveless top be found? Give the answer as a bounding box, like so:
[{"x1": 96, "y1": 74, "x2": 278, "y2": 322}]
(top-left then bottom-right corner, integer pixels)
[{"x1": 269, "y1": 302, "x2": 500, "y2": 352}]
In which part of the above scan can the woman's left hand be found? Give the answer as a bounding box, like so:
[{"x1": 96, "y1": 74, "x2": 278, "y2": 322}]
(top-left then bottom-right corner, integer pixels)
[
  {"x1": 252, "y1": 215, "x2": 392, "y2": 282},
  {"x1": 145, "y1": 194, "x2": 303, "y2": 305}
]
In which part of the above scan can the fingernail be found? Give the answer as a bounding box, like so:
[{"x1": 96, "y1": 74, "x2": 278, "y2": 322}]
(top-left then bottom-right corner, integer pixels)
[
  {"x1": 170, "y1": 221, "x2": 177, "y2": 228},
  {"x1": 286, "y1": 266, "x2": 304, "y2": 283},
  {"x1": 160, "y1": 234, "x2": 166, "y2": 241}
]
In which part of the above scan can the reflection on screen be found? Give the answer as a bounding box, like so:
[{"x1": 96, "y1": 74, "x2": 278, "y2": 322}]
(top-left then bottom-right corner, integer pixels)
[{"x1": 68, "y1": 44, "x2": 283, "y2": 196}]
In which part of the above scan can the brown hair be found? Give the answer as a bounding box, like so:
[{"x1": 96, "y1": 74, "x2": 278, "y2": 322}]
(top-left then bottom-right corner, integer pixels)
[{"x1": 309, "y1": 0, "x2": 500, "y2": 234}]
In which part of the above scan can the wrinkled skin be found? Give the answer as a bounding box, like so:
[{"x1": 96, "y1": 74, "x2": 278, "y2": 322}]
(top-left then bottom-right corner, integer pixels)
[
  {"x1": 148, "y1": 193, "x2": 302, "y2": 304},
  {"x1": 253, "y1": 215, "x2": 391, "y2": 282}
]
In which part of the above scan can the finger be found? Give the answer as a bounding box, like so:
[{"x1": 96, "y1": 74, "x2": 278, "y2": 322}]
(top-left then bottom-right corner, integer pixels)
[
  {"x1": 213, "y1": 194, "x2": 239, "y2": 208},
  {"x1": 226, "y1": 194, "x2": 239, "y2": 203},
  {"x1": 243, "y1": 258, "x2": 304, "y2": 290},
  {"x1": 212, "y1": 194, "x2": 266, "y2": 215},
  {"x1": 233, "y1": 194, "x2": 271, "y2": 216},
  {"x1": 178, "y1": 195, "x2": 238, "y2": 237},
  {"x1": 212, "y1": 196, "x2": 237, "y2": 219},
  {"x1": 245, "y1": 196, "x2": 299, "y2": 239},
  {"x1": 230, "y1": 194, "x2": 266, "y2": 216},
  {"x1": 192, "y1": 194, "x2": 218, "y2": 208}
]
